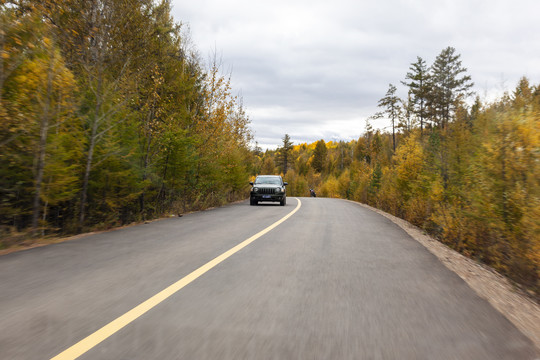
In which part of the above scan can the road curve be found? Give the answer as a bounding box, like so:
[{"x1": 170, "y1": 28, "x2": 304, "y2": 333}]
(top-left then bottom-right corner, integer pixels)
[{"x1": 0, "y1": 197, "x2": 537, "y2": 359}]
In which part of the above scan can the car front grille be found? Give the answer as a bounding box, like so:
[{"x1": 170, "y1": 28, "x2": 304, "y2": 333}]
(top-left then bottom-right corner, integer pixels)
[{"x1": 258, "y1": 187, "x2": 276, "y2": 195}]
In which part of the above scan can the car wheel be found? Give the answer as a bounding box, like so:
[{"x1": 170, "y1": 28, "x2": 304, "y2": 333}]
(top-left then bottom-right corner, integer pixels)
[
  {"x1": 280, "y1": 197, "x2": 286, "y2": 206},
  {"x1": 250, "y1": 198, "x2": 257, "y2": 206}
]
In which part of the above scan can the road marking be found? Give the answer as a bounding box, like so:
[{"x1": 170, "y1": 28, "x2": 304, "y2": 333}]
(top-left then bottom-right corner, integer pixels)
[{"x1": 50, "y1": 198, "x2": 302, "y2": 360}]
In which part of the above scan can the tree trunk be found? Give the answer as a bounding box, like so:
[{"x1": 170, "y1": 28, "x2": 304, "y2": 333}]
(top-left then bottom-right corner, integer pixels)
[
  {"x1": 391, "y1": 114, "x2": 396, "y2": 153},
  {"x1": 420, "y1": 97, "x2": 424, "y2": 136},
  {"x1": 31, "y1": 55, "x2": 54, "y2": 236},
  {"x1": 79, "y1": 60, "x2": 103, "y2": 230},
  {"x1": 79, "y1": 117, "x2": 98, "y2": 230},
  {"x1": 156, "y1": 150, "x2": 170, "y2": 213},
  {"x1": 79, "y1": 4, "x2": 104, "y2": 231}
]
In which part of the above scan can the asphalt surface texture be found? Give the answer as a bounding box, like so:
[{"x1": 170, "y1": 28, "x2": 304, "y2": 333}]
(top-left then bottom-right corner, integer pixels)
[{"x1": 0, "y1": 197, "x2": 538, "y2": 359}]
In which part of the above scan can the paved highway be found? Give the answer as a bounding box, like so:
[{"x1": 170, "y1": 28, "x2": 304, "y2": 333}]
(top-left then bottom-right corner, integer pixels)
[{"x1": 0, "y1": 197, "x2": 537, "y2": 359}]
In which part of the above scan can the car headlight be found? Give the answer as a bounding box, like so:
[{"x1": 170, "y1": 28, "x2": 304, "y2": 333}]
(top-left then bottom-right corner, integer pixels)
[
  {"x1": 252, "y1": 187, "x2": 258, "y2": 193},
  {"x1": 275, "y1": 187, "x2": 283, "y2": 193}
]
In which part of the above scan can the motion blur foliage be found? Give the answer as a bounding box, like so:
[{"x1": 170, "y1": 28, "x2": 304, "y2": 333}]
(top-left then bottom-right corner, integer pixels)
[{"x1": 0, "y1": 1, "x2": 252, "y2": 241}]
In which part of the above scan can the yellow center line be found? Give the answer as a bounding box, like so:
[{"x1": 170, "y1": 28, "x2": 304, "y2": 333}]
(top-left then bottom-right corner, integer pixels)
[{"x1": 50, "y1": 198, "x2": 302, "y2": 360}]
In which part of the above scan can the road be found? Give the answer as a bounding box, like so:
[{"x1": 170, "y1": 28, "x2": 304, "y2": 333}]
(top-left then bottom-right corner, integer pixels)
[{"x1": 0, "y1": 197, "x2": 537, "y2": 359}]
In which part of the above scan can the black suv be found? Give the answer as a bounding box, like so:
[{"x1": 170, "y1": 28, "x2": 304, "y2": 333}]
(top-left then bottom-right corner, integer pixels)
[{"x1": 249, "y1": 175, "x2": 288, "y2": 206}]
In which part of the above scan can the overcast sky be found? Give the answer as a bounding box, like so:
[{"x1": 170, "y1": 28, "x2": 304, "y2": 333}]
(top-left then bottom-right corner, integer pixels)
[{"x1": 171, "y1": 0, "x2": 539, "y2": 149}]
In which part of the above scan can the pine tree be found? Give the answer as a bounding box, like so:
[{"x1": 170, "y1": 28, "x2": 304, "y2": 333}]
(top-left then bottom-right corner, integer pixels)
[
  {"x1": 312, "y1": 139, "x2": 327, "y2": 173},
  {"x1": 429, "y1": 47, "x2": 474, "y2": 129},
  {"x1": 399, "y1": 91, "x2": 416, "y2": 134},
  {"x1": 401, "y1": 56, "x2": 431, "y2": 134},
  {"x1": 277, "y1": 134, "x2": 293, "y2": 174},
  {"x1": 374, "y1": 84, "x2": 401, "y2": 152},
  {"x1": 368, "y1": 163, "x2": 382, "y2": 197}
]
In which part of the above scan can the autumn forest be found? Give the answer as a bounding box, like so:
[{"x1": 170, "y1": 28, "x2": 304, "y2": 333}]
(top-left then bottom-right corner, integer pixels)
[
  {"x1": 2, "y1": 0, "x2": 254, "y2": 237},
  {"x1": 1, "y1": 1, "x2": 538, "y2": 292},
  {"x1": 257, "y1": 51, "x2": 539, "y2": 292}
]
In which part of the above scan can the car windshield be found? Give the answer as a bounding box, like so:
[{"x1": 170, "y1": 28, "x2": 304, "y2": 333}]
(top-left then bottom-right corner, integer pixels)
[{"x1": 255, "y1": 177, "x2": 281, "y2": 185}]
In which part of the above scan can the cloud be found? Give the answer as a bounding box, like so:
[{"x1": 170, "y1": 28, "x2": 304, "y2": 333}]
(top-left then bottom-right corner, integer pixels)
[{"x1": 172, "y1": 0, "x2": 540, "y2": 148}]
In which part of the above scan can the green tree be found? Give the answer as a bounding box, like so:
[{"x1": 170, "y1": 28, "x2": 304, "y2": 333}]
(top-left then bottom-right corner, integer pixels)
[
  {"x1": 312, "y1": 139, "x2": 327, "y2": 173},
  {"x1": 374, "y1": 84, "x2": 401, "y2": 152},
  {"x1": 0, "y1": 7, "x2": 78, "y2": 235},
  {"x1": 0, "y1": 8, "x2": 44, "y2": 231},
  {"x1": 401, "y1": 56, "x2": 431, "y2": 134},
  {"x1": 260, "y1": 155, "x2": 275, "y2": 174},
  {"x1": 368, "y1": 163, "x2": 382, "y2": 199},
  {"x1": 354, "y1": 137, "x2": 368, "y2": 163},
  {"x1": 429, "y1": 47, "x2": 474, "y2": 129},
  {"x1": 43, "y1": 0, "x2": 142, "y2": 229},
  {"x1": 277, "y1": 134, "x2": 293, "y2": 174},
  {"x1": 399, "y1": 91, "x2": 416, "y2": 134},
  {"x1": 0, "y1": 5, "x2": 41, "y2": 147},
  {"x1": 26, "y1": 36, "x2": 77, "y2": 234}
]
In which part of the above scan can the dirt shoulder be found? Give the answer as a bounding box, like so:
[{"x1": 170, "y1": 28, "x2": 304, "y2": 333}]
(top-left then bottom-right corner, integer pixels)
[
  {"x1": 0, "y1": 199, "x2": 249, "y2": 256},
  {"x1": 0, "y1": 220, "x2": 162, "y2": 256},
  {"x1": 350, "y1": 200, "x2": 540, "y2": 350}
]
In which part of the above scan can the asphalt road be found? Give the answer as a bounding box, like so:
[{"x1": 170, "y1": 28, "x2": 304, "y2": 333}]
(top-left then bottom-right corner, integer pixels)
[{"x1": 0, "y1": 197, "x2": 537, "y2": 359}]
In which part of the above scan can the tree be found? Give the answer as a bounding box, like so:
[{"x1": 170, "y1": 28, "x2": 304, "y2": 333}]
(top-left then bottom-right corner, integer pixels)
[
  {"x1": 368, "y1": 163, "x2": 382, "y2": 198},
  {"x1": 130, "y1": 0, "x2": 188, "y2": 218},
  {"x1": 260, "y1": 155, "x2": 275, "y2": 174},
  {"x1": 393, "y1": 133, "x2": 425, "y2": 201},
  {"x1": 37, "y1": 0, "x2": 136, "y2": 229},
  {"x1": 401, "y1": 56, "x2": 431, "y2": 134},
  {"x1": 0, "y1": 5, "x2": 40, "y2": 147},
  {"x1": 0, "y1": 7, "x2": 78, "y2": 235},
  {"x1": 46, "y1": 0, "x2": 152, "y2": 229},
  {"x1": 399, "y1": 91, "x2": 416, "y2": 134},
  {"x1": 312, "y1": 139, "x2": 327, "y2": 173},
  {"x1": 253, "y1": 141, "x2": 262, "y2": 157},
  {"x1": 354, "y1": 137, "x2": 366, "y2": 162},
  {"x1": 0, "y1": 7, "x2": 44, "y2": 231},
  {"x1": 28, "y1": 36, "x2": 77, "y2": 235},
  {"x1": 374, "y1": 84, "x2": 401, "y2": 152},
  {"x1": 512, "y1": 77, "x2": 534, "y2": 109},
  {"x1": 370, "y1": 130, "x2": 383, "y2": 163},
  {"x1": 429, "y1": 47, "x2": 474, "y2": 129},
  {"x1": 277, "y1": 134, "x2": 293, "y2": 174}
]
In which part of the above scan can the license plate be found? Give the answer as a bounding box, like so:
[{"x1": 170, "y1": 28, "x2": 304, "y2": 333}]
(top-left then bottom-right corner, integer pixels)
[{"x1": 263, "y1": 195, "x2": 271, "y2": 199}]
